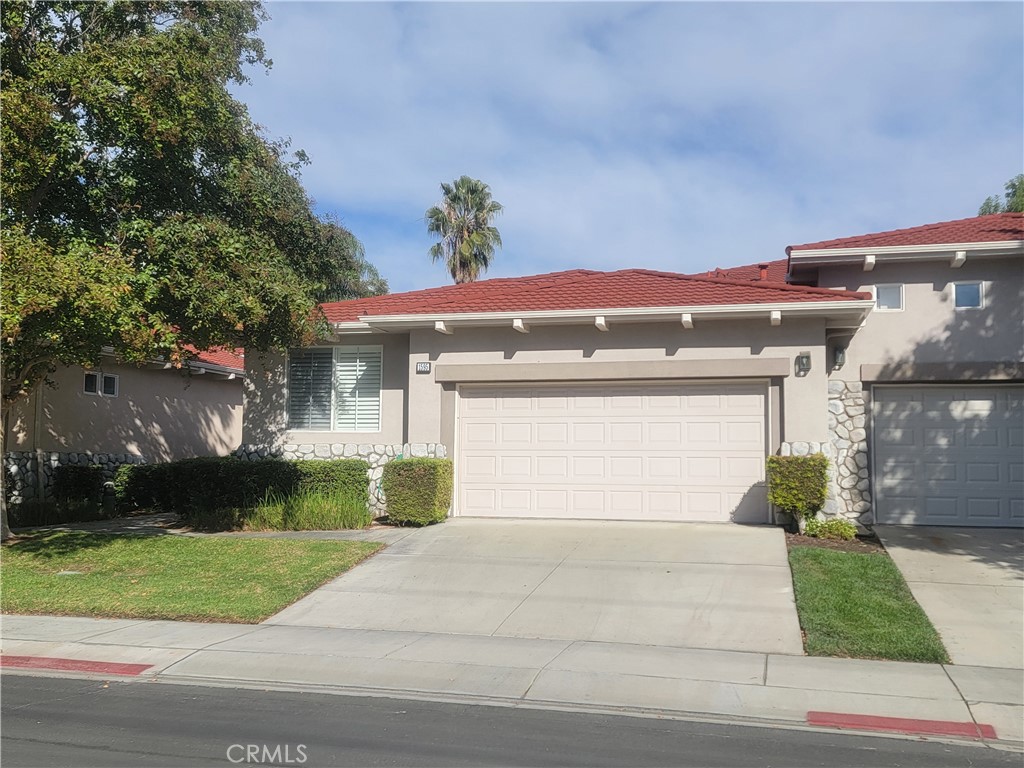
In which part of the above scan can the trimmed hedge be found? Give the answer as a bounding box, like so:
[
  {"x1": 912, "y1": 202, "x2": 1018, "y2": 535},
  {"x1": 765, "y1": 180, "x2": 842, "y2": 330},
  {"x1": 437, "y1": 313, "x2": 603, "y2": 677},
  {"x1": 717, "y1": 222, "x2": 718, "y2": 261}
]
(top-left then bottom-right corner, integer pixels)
[
  {"x1": 766, "y1": 454, "x2": 829, "y2": 520},
  {"x1": 381, "y1": 458, "x2": 453, "y2": 526},
  {"x1": 9, "y1": 465, "x2": 107, "y2": 527},
  {"x1": 114, "y1": 457, "x2": 370, "y2": 526},
  {"x1": 52, "y1": 465, "x2": 105, "y2": 508}
]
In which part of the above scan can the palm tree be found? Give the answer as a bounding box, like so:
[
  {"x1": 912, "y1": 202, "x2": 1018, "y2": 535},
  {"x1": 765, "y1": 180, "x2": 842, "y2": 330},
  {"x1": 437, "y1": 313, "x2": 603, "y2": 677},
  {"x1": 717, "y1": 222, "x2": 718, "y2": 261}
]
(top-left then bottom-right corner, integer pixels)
[{"x1": 425, "y1": 176, "x2": 503, "y2": 283}]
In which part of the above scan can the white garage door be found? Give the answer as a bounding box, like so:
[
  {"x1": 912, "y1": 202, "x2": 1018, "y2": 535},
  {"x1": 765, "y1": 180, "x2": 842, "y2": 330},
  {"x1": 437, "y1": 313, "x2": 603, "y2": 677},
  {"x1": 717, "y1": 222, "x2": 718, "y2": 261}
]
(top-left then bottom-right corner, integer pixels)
[
  {"x1": 873, "y1": 385, "x2": 1024, "y2": 527},
  {"x1": 457, "y1": 382, "x2": 768, "y2": 522}
]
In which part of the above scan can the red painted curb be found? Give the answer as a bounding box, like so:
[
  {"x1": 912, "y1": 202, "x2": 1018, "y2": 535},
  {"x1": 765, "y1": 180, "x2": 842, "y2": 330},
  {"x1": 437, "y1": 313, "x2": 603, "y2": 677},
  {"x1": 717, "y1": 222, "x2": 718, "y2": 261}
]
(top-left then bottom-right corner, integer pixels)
[
  {"x1": 807, "y1": 711, "x2": 997, "y2": 740},
  {"x1": 0, "y1": 655, "x2": 153, "y2": 676}
]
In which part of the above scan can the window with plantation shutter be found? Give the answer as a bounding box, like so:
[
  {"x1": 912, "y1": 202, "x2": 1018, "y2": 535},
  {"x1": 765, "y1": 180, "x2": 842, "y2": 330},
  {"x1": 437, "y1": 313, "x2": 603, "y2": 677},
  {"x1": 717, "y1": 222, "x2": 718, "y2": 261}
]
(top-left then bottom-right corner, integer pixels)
[
  {"x1": 286, "y1": 346, "x2": 383, "y2": 432},
  {"x1": 333, "y1": 346, "x2": 382, "y2": 432},
  {"x1": 287, "y1": 348, "x2": 334, "y2": 430}
]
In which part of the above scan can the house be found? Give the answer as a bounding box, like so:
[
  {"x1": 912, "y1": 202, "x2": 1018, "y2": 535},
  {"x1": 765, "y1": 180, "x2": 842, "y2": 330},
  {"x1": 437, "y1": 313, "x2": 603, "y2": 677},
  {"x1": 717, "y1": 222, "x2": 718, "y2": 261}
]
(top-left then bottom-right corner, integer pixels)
[
  {"x1": 240, "y1": 212, "x2": 1023, "y2": 527},
  {"x1": 4, "y1": 348, "x2": 245, "y2": 505}
]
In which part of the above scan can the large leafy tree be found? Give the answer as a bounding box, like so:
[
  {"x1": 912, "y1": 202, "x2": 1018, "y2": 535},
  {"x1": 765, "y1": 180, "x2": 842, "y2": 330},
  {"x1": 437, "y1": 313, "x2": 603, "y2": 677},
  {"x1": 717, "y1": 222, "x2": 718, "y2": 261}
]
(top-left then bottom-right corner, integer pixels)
[
  {"x1": 0, "y1": 1, "x2": 383, "y2": 537},
  {"x1": 425, "y1": 176, "x2": 503, "y2": 284},
  {"x1": 978, "y1": 174, "x2": 1024, "y2": 215}
]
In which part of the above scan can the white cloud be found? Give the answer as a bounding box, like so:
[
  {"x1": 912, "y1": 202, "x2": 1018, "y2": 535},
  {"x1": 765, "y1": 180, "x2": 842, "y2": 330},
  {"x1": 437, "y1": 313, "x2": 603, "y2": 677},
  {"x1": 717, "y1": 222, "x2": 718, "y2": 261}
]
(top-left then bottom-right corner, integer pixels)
[{"x1": 240, "y1": 2, "x2": 1023, "y2": 292}]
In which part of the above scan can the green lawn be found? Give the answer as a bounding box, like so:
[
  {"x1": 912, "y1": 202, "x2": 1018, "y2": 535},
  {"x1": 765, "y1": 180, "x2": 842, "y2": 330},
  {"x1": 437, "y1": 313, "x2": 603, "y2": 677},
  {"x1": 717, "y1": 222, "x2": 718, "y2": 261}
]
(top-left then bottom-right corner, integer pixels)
[
  {"x1": 1, "y1": 531, "x2": 381, "y2": 623},
  {"x1": 788, "y1": 545, "x2": 949, "y2": 663}
]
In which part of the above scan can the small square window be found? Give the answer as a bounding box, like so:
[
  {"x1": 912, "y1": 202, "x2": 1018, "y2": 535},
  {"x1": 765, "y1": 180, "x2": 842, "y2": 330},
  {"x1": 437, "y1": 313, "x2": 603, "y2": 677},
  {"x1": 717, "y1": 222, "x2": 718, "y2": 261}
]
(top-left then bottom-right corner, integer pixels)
[
  {"x1": 953, "y1": 281, "x2": 983, "y2": 310},
  {"x1": 874, "y1": 284, "x2": 903, "y2": 311},
  {"x1": 84, "y1": 371, "x2": 118, "y2": 397}
]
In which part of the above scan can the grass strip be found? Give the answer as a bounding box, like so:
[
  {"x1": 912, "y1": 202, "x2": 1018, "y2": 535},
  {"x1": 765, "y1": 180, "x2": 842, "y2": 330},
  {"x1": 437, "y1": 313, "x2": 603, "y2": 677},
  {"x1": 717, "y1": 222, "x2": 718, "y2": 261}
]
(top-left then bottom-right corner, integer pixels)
[
  {"x1": 788, "y1": 545, "x2": 949, "y2": 663},
  {"x1": 2, "y1": 531, "x2": 381, "y2": 623}
]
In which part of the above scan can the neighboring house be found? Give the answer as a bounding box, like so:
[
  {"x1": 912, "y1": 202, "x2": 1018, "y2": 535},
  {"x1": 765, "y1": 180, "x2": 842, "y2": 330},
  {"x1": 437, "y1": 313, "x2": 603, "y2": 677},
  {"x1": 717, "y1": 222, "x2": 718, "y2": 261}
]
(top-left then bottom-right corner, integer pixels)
[
  {"x1": 240, "y1": 212, "x2": 1023, "y2": 528},
  {"x1": 786, "y1": 212, "x2": 1023, "y2": 528},
  {"x1": 5, "y1": 348, "x2": 245, "y2": 504}
]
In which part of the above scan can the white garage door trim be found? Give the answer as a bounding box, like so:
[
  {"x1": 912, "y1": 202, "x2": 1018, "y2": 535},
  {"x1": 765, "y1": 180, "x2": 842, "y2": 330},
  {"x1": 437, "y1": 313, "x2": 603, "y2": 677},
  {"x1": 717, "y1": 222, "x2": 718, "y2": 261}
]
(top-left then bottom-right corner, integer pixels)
[
  {"x1": 871, "y1": 383, "x2": 1024, "y2": 527},
  {"x1": 453, "y1": 379, "x2": 771, "y2": 523}
]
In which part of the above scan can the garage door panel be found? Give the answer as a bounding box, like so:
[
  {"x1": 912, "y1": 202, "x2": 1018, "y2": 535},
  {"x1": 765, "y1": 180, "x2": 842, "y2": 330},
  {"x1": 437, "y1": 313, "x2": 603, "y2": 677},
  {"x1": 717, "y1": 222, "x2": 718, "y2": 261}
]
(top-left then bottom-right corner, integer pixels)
[
  {"x1": 650, "y1": 421, "x2": 685, "y2": 443},
  {"x1": 924, "y1": 428, "x2": 956, "y2": 448},
  {"x1": 536, "y1": 489, "x2": 567, "y2": 512},
  {"x1": 925, "y1": 497, "x2": 959, "y2": 519},
  {"x1": 1011, "y1": 499, "x2": 1024, "y2": 520},
  {"x1": 684, "y1": 421, "x2": 718, "y2": 443},
  {"x1": 463, "y1": 423, "x2": 498, "y2": 446},
  {"x1": 966, "y1": 498, "x2": 1002, "y2": 520},
  {"x1": 924, "y1": 462, "x2": 957, "y2": 482},
  {"x1": 458, "y1": 382, "x2": 767, "y2": 522},
  {"x1": 874, "y1": 385, "x2": 1024, "y2": 527},
  {"x1": 536, "y1": 423, "x2": 569, "y2": 443},
  {"x1": 966, "y1": 462, "x2": 1000, "y2": 483}
]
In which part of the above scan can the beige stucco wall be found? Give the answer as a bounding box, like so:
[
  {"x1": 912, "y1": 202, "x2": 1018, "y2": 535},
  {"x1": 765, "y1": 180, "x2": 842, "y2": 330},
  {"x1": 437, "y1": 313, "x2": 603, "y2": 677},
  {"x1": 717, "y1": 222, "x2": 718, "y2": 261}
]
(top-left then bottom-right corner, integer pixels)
[
  {"x1": 816, "y1": 257, "x2": 1024, "y2": 378},
  {"x1": 242, "y1": 334, "x2": 409, "y2": 448},
  {"x1": 5, "y1": 362, "x2": 242, "y2": 460},
  {"x1": 240, "y1": 318, "x2": 833, "y2": 452},
  {"x1": 406, "y1": 318, "x2": 832, "y2": 446}
]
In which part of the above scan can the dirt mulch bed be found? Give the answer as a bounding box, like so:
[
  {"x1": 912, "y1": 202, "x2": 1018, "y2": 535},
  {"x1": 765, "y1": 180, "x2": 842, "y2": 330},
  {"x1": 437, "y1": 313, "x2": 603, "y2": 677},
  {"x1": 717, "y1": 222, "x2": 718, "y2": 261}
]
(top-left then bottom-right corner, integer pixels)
[{"x1": 785, "y1": 531, "x2": 886, "y2": 554}]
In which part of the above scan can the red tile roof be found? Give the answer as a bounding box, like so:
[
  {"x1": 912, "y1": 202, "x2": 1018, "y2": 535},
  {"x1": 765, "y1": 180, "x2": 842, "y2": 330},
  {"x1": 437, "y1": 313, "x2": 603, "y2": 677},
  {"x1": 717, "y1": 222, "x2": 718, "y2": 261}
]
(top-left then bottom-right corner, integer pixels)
[
  {"x1": 188, "y1": 346, "x2": 245, "y2": 373},
  {"x1": 787, "y1": 212, "x2": 1024, "y2": 253},
  {"x1": 321, "y1": 269, "x2": 870, "y2": 322},
  {"x1": 687, "y1": 258, "x2": 789, "y2": 282}
]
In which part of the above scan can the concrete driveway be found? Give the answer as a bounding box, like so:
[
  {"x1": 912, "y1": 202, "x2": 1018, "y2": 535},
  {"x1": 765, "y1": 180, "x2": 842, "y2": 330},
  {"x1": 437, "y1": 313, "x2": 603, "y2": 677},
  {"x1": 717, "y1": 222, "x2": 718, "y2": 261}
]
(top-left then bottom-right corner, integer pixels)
[
  {"x1": 877, "y1": 526, "x2": 1024, "y2": 669},
  {"x1": 267, "y1": 519, "x2": 804, "y2": 655}
]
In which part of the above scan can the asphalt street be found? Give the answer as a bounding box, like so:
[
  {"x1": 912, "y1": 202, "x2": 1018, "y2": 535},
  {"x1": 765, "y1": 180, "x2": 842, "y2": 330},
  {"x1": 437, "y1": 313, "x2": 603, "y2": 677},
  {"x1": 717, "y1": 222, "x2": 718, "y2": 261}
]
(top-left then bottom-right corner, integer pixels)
[{"x1": 1, "y1": 674, "x2": 1018, "y2": 768}]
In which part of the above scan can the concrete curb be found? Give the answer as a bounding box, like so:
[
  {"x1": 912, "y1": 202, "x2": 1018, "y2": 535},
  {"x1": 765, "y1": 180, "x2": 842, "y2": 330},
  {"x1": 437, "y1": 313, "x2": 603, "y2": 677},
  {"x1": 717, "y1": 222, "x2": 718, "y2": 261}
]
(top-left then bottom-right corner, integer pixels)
[{"x1": 2, "y1": 615, "x2": 1021, "y2": 751}]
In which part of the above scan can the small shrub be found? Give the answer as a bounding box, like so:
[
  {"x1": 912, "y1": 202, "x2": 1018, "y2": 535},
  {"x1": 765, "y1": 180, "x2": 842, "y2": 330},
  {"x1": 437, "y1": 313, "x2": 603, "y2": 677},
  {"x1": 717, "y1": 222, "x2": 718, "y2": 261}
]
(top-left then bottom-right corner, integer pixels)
[
  {"x1": 52, "y1": 464, "x2": 105, "y2": 509},
  {"x1": 114, "y1": 463, "x2": 163, "y2": 511},
  {"x1": 285, "y1": 489, "x2": 371, "y2": 530},
  {"x1": 381, "y1": 458, "x2": 453, "y2": 526},
  {"x1": 244, "y1": 493, "x2": 287, "y2": 531},
  {"x1": 243, "y1": 488, "x2": 372, "y2": 531},
  {"x1": 805, "y1": 517, "x2": 858, "y2": 541},
  {"x1": 766, "y1": 454, "x2": 829, "y2": 521}
]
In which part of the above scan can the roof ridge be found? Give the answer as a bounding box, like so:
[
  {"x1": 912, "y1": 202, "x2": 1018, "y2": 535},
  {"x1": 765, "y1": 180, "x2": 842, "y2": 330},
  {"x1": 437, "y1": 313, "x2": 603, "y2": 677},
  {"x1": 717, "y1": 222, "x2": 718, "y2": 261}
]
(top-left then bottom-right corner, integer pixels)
[
  {"x1": 321, "y1": 269, "x2": 599, "y2": 310},
  {"x1": 788, "y1": 211, "x2": 1024, "y2": 252},
  {"x1": 598, "y1": 268, "x2": 869, "y2": 300}
]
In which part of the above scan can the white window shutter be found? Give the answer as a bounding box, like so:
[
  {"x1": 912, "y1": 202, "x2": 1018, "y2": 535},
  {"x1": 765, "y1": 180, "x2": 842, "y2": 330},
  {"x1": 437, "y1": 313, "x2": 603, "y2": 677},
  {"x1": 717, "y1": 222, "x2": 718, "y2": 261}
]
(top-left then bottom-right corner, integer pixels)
[
  {"x1": 287, "y1": 348, "x2": 334, "y2": 430},
  {"x1": 334, "y1": 346, "x2": 382, "y2": 432}
]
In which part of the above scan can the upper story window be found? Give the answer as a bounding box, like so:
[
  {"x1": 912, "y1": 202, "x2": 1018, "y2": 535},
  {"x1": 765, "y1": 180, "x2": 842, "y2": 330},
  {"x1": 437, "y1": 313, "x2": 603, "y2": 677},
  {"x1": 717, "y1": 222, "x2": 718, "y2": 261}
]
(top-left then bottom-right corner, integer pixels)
[
  {"x1": 84, "y1": 371, "x2": 118, "y2": 397},
  {"x1": 287, "y1": 346, "x2": 382, "y2": 432},
  {"x1": 873, "y1": 283, "x2": 903, "y2": 311},
  {"x1": 953, "y1": 281, "x2": 984, "y2": 310}
]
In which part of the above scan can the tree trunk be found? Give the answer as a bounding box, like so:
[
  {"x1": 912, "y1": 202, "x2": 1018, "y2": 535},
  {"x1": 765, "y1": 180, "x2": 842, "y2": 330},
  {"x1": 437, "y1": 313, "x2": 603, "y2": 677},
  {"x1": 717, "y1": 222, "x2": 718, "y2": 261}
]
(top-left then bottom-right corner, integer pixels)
[{"x1": 1, "y1": 406, "x2": 11, "y2": 541}]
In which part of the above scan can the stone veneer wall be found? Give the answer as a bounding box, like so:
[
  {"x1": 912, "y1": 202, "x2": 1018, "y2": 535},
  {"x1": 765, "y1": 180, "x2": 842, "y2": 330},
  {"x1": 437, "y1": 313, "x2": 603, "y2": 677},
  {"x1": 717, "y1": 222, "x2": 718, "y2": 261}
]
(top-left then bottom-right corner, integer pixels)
[
  {"x1": 3, "y1": 451, "x2": 146, "y2": 505},
  {"x1": 234, "y1": 443, "x2": 449, "y2": 517},
  {"x1": 826, "y1": 380, "x2": 872, "y2": 524}
]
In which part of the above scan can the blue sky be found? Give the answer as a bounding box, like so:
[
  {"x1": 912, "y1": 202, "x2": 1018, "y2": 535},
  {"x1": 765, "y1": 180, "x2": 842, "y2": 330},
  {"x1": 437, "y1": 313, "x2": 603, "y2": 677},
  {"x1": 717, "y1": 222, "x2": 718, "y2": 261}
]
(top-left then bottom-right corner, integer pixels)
[{"x1": 238, "y1": 2, "x2": 1023, "y2": 293}]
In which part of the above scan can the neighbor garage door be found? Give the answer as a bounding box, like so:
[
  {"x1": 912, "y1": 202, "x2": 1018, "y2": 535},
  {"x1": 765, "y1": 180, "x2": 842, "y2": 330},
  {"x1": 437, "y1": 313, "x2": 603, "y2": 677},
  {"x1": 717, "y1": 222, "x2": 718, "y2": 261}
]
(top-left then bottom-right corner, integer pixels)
[
  {"x1": 873, "y1": 385, "x2": 1024, "y2": 527},
  {"x1": 457, "y1": 382, "x2": 768, "y2": 522}
]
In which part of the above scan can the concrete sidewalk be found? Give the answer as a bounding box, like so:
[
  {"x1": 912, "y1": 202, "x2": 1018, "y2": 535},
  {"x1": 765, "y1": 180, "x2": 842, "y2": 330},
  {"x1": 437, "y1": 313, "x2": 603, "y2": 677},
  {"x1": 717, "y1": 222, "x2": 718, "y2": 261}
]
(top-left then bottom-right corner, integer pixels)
[{"x1": 2, "y1": 614, "x2": 1021, "y2": 749}]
